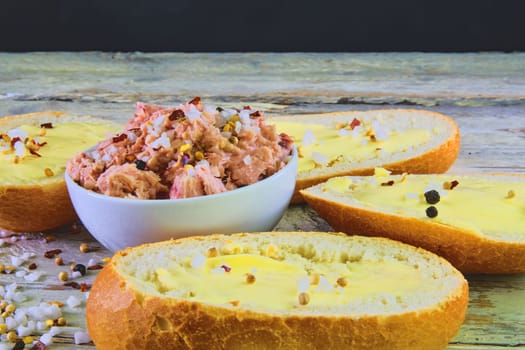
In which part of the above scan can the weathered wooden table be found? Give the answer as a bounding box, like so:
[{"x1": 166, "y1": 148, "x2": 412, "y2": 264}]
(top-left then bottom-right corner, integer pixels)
[{"x1": 0, "y1": 52, "x2": 524, "y2": 349}]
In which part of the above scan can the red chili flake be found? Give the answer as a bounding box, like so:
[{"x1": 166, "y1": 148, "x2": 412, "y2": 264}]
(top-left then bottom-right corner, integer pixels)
[
  {"x1": 28, "y1": 263, "x2": 37, "y2": 270},
  {"x1": 79, "y1": 283, "x2": 91, "y2": 292},
  {"x1": 38, "y1": 141, "x2": 48, "y2": 147},
  {"x1": 220, "y1": 264, "x2": 231, "y2": 272},
  {"x1": 349, "y1": 118, "x2": 361, "y2": 130},
  {"x1": 29, "y1": 148, "x2": 42, "y2": 157},
  {"x1": 444, "y1": 180, "x2": 460, "y2": 190},
  {"x1": 10, "y1": 136, "x2": 21, "y2": 147},
  {"x1": 40, "y1": 122, "x2": 53, "y2": 129},
  {"x1": 64, "y1": 281, "x2": 81, "y2": 289},
  {"x1": 112, "y1": 133, "x2": 127, "y2": 143},
  {"x1": 229, "y1": 300, "x2": 240, "y2": 306},
  {"x1": 168, "y1": 109, "x2": 185, "y2": 121},
  {"x1": 188, "y1": 96, "x2": 201, "y2": 105},
  {"x1": 381, "y1": 180, "x2": 395, "y2": 186},
  {"x1": 30, "y1": 341, "x2": 47, "y2": 350},
  {"x1": 249, "y1": 110, "x2": 262, "y2": 118},
  {"x1": 44, "y1": 249, "x2": 62, "y2": 259},
  {"x1": 87, "y1": 264, "x2": 104, "y2": 270},
  {"x1": 243, "y1": 105, "x2": 252, "y2": 110}
]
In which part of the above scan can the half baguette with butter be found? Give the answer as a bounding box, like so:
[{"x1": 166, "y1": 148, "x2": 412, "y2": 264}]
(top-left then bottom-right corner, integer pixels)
[
  {"x1": 0, "y1": 112, "x2": 120, "y2": 232},
  {"x1": 268, "y1": 109, "x2": 460, "y2": 203},
  {"x1": 86, "y1": 231, "x2": 468, "y2": 350},
  {"x1": 301, "y1": 171, "x2": 525, "y2": 274}
]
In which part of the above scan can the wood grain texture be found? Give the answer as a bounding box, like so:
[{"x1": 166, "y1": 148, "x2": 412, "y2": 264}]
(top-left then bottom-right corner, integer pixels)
[{"x1": 0, "y1": 52, "x2": 524, "y2": 349}]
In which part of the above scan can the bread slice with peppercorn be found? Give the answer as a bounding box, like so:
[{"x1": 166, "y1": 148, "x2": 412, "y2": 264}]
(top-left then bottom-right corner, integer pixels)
[
  {"x1": 268, "y1": 109, "x2": 460, "y2": 203},
  {"x1": 86, "y1": 231, "x2": 468, "y2": 350},
  {"x1": 0, "y1": 111, "x2": 120, "y2": 232},
  {"x1": 301, "y1": 171, "x2": 525, "y2": 273}
]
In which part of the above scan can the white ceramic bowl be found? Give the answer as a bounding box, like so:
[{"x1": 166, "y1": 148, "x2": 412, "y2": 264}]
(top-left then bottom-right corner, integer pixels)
[{"x1": 65, "y1": 147, "x2": 297, "y2": 252}]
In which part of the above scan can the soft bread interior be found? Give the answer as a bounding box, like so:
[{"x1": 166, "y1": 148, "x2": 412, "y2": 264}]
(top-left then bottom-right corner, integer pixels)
[
  {"x1": 268, "y1": 109, "x2": 458, "y2": 180},
  {"x1": 114, "y1": 232, "x2": 465, "y2": 316}
]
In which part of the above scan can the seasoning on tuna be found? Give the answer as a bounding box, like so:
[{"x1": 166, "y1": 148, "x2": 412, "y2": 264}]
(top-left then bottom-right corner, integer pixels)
[
  {"x1": 424, "y1": 189, "x2": 441, "y2": 204},
  {"x1": 66, "y1": 97, "x2": 294, "y2": 200}
]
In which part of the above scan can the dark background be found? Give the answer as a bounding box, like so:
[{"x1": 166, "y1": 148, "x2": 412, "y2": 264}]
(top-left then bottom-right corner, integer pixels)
[{"x1": 2, "y1": 0, "x2": 524, "y2": 52}]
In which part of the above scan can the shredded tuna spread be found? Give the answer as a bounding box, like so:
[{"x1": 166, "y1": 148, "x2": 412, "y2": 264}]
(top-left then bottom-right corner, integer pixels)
[{"x1": 67, "y1": 97, "x2": 294, "y2": 199}]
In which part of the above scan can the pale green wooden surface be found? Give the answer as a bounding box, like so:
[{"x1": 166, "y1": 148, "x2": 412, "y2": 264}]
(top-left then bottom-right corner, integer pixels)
[{"x1": 1, "y1": 52, "x2": 524, "y2": 349}]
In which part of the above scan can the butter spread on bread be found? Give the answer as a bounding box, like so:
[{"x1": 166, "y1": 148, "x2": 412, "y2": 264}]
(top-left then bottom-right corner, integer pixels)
[
  {"x1": 86, "y1": 232, "x2": 468, "y2": 350},
  {"x1": 1, "y1": 122, "x2": 115, "y2": 184},
  {"x1": 0, "y1": 111, "x2": 119, "y2": 232},
  {"x1": 268, "y1": 109, "x2": 460, "y2": 203},
  {"x1": 301, "y1": 172, "x2": 525, "y2": 273}
]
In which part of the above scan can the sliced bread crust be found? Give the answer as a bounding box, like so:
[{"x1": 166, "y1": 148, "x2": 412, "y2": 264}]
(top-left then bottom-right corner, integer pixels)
[
  {"x1": 268, "y1": 109, "x2": 460, "y2": 203},
  {"x1": 301, "y1": 173, "x2": 525, "y2": 273},
  {"x1": 86, "y1": 231, "x2": 468, "y2": 350},
  {"x1": 0, "y1": 112, "x2": 118, "y2": 232}
]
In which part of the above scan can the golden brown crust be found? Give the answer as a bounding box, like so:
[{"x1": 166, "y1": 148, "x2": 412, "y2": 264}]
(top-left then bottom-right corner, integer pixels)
[
  {"x1": 269, "y1": 109, "x2": 461, "y2": 204},
  {"x1": 86, "y1": 232, "x2": 468, "y2": 350},
  {"x1": 301, "y1": 179, "x2": 525, "y2": 274},
  {"x1": 0, "y1": 111, "x2": 116, "y2": 232}
]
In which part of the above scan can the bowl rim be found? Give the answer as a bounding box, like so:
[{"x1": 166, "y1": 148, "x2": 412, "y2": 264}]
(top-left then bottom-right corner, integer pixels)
[{"x1": 65, "y1": 145, "x2": 298, "y2": 205}]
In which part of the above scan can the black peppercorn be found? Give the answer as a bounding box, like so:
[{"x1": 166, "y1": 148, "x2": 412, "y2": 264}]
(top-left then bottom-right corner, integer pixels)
[
  {"x1": 135, "y1": 159, "x2": 147, "y2": 170},
  {"x1": 426, "y1": 206, "x2": 438, "y2": 218},
  {"x1": 73, "y1": 263, "x2": 87, "y2": 276},
  {"x1": 424, "y1": 190, "x2": 441, "y2": 204}
]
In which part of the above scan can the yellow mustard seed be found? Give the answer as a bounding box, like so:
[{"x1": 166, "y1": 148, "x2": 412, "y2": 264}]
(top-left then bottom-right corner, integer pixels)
[
  {"x1": 0, "y1": 300, "x2": 8, "y2": 310},
  {"x1": 206, "y1": 247, "x2": 218, "y2": 258},
  {"x1": 222, "y1": 123, "x2": 232, "y2": 132},
  {"x1": 6, "y1": 330, "x2": 17, "y2": 343},
  {"x1": 38, "y1": 128, "x2": 47, "y2": 136},
  {"x1": 336, "y1": 277, "x2": 348, "y2": 287},
  {"x1": 0, "y1": 264, "x2": 4, "y2": 273},
  {"x1": 229, "y1": 136, "x2": 239, "y2": 145},
  {"x1": 245, "y1": 273, "x2": 256, "y2": 284},
  {"x1": 195, "y1": 151, "x2": 204, "y2": 161},
  {"x1": 5, "y1": 304, "x2": 15, "y2": 313},
  {"x1": 23, "y1": 336, "x2": 35, "y2": 345},
  {"x1": 45, "y1": 319, "x2": 54, "y2": 328},
  {"x1": 102, "y1": 257, "x2": 111, "y2": 264},
  {"x1": 179, "y1": 143, "x2": 192, "y2": 153},
  {"x1": 230, "y1": 114, "x2": 241, "y2": 122},
  {"x1": 506, "y1": 190, "x2": 516, "y2": 199},
  {"x1": 298, "y1": 292, "x2": 310, "y2": 306},
  {"x1": 56, "y1": 317, "x2": 66, "y2": 326},
  {"x1": 0, "y1": 323, "x2": 7, "y2": 334},
  {"x1": 79, "y1": 243, "x2": 90, "y2": 253},
  {"x1": 55, "y1": 257, "x2": 64, "y2": 266},
  {"x1": 44, "y1": 168, "x2": 54, "y2": 177},
  {"x1": 310, "y1": 274, "x2": 320, "y2": 285},
  {"x1": 1, "y1": 311, "x2": 10, "y2": 319},
  {"x1": 58, "y1": 271, "x2": 68, "y2": 281}
]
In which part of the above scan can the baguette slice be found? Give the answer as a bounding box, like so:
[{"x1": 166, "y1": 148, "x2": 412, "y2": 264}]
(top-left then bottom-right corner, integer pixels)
[
  {"x1": 268, "y1": 109, "x2": 460, "y2": 203},
  {"x1": 301, "y1": 172, "x2": 525, "y2": 274},
  {"x1": 86, "y1": 231, "x2": 468, "y2": 350},
  {"x1": 0, "y1": 111, "x2": 120, "y2": 232}
]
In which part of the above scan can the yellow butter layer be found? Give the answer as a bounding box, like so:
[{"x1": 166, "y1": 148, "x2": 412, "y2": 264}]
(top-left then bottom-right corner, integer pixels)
[
  {"x1": 322, "y1": 174, "x2": 525, "y2": 241},
  {"x1": 272, "y1": 121, "x2": 433, "y2": 172},
  {"x1": 154, "y1": 253, "x2": 430, "y2": 311},
  {"x1": 0, "y1": 122, "x2": 117, "y2": 184}
]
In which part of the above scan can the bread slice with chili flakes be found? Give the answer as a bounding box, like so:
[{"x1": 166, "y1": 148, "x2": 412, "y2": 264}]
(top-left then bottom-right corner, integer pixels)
[
  {"x1": 267, "y1": 109, "x2": 460, "y2": 203},
  {"x1": 301, "y1": 172, "x2": 525, "y2": 274},
  {"x1": 0, "y1": 111, "x2": 120, "y2": 232},
  {"x1": 86, "y1": 231, "x2": 468, "y2": 350}
]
